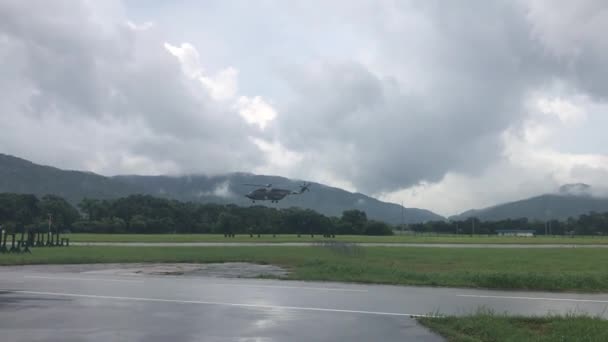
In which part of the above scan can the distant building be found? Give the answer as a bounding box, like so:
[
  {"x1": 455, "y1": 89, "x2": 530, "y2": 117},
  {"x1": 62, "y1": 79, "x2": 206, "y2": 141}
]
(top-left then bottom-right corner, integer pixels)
[{"x1": 496, "y1": 229, "x2": 535, "y2": 237}]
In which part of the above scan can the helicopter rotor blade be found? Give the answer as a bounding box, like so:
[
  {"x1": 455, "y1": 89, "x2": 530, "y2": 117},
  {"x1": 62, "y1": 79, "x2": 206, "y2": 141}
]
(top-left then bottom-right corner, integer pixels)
[{"x1": 242, "y1": 183, "x2": 272, "y2": 188}]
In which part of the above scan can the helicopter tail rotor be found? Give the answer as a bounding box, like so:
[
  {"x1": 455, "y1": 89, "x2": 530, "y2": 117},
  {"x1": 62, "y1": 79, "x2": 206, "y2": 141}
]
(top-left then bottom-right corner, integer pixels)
[{"x1": 298, "y1": 182, "x2": 311, "y2": 193}]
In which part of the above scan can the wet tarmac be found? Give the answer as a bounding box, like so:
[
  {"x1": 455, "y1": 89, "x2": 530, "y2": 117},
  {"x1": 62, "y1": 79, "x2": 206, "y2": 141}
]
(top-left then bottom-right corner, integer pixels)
[
  {"x1": 2, "y1": 264, "x2": 608, "y2": 341},
  {"x1": 0, "y1": 262, "x2": 290, "y2": 279}
]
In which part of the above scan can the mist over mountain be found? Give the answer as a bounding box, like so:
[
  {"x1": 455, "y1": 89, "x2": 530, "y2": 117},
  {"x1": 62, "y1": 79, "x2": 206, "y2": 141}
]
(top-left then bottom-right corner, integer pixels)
[
  {"x1": 558, "y1": 183, "x2": 592, "y2": 197},
  {"x1": 0, "y1": 154, "x2": 442, "y2": 224},
  {"x1": 451, "y1": 184, "x2": 608, "y2": 222}
]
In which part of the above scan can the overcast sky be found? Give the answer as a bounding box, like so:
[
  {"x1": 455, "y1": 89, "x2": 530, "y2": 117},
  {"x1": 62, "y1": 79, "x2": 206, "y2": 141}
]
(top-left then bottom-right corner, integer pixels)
[{"x1": 2, "y1": 0, "x2": 608, "y2": 216}]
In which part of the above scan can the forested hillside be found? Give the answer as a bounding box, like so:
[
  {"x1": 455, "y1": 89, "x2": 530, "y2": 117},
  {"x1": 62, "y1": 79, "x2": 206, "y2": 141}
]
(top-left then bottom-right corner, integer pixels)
[{"x1": 0, "y1": 193, "x2": 393, "y2": 236}]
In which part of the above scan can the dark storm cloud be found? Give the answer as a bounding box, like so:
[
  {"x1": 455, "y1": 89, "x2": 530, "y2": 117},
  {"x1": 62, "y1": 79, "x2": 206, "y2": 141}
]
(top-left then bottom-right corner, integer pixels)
[
  {"x1": 274, "y1": 2, "x2": 541, "y2": 193},
  {"x1": 273, "y1": 0, "x2": 608, "y2": 194},
  {"x1": 526, "y1": 0, "x2": 608, "y2": 100},
  {"x1": 0, "y1": 0, "x2": 264, "y2": 174},
  {"x1": 1, "y1": 0, "x2": 608, "y2": 199}
]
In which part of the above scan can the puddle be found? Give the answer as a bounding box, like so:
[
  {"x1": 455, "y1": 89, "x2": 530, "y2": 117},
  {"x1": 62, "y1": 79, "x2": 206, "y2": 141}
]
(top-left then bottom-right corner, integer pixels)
[{"x1": 2, "y1": 263, "x2": 289, "y2": 279}]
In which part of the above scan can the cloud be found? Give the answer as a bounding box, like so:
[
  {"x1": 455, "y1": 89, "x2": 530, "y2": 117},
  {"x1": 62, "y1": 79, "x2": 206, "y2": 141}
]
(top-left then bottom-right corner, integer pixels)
[
  {"x1": 271, "y1": 2, "x2": 544, "y2": 194},
  {"x1": 381, "y1": 97, "x2": 608, "y2": 216},
  {"x1": 236, "y1": 96, "x2": 277, "y2": 130},
  {"x1": 164, "y1": 42, "x2": 240, "y2": 101},
  {"x1": 197, "y1": 180, "x2": 234, "y2": 199},
  {"x1": 260, "y1": 1, "x2": 608, "y2": 209},
  {"x1": 163, "y1": 42, "x2": 204, "y2": 78},
  {"x1": 525, "y1": 0, "x2": 608, "y2": 99},
  {"x1": 0, "y1": 0, "x2": 273, "y2": 176},
  {"x1": 536, "y1": 97, "x2": 586, "y2": 124},
  {"x1": 2, "y1": 0, "x2": 608, "y2": 216}
]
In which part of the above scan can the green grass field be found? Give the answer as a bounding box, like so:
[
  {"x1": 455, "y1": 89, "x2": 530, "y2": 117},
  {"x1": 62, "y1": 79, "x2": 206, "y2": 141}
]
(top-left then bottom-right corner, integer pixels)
[
  {"x1": 419, "y1": 312, "x2": 608, "y2": 342},
  {"x1": 3, "y1": 246, "x2": 608, "y2": 292},
  {"x1": 64, "y1": 233, "x2": 608, "y2": 244}
]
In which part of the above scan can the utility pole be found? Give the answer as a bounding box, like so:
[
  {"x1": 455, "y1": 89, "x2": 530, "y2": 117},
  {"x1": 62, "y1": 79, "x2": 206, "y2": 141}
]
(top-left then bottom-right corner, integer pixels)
[
  {"x1": 471, "y1": 219, "x2": 475, "y2": 236},
  {"x1": 544, "y1": 209, "x2": 552, "y2": 236},
  {"x1": 48, "y1": 213, "x2": 52, "y2": 244},
  {"x1": 401, "y1": 201, "x2": 405, "y2": 234}
]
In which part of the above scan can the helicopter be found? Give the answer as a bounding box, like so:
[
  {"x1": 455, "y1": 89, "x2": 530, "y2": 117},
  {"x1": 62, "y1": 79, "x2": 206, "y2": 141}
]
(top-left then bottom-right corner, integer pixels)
[{"x1": 243, "y1": 182, "x2": 311, "y2": 203}]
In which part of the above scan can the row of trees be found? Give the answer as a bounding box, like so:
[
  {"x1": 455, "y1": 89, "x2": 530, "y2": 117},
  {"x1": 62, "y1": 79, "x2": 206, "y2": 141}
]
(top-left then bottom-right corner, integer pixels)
[
  {"x1": 0, "y1": 193, "x2": 79, "y2": 230},
  {"x1": 408, "y1": 213, "x2": 608, "y2": 236},
  {"x1": 5, "y1": 192, "x2": 608, "y2": 236},
  {"x1": 0, "y1": 193, "x2": 393, "y2": 236}
]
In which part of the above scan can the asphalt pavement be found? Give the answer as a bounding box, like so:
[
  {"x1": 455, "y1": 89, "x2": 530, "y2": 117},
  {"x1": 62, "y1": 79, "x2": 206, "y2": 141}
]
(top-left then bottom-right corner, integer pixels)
[{"x1": 1, "y1": 265, "x2": 608, "y2": 341}]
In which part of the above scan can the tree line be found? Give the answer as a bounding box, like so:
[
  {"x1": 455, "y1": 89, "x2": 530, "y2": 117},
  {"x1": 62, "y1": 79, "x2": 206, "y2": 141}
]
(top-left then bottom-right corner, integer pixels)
[
  {"x1": 4, "y1": 192, "x2": 608, "y2": 236},
  {"x1": 408, "y1": 213, "x2": 608, "y2": 236},
  {"x1": 0, "y1": 193, "x2": 393, "y2": 236}
]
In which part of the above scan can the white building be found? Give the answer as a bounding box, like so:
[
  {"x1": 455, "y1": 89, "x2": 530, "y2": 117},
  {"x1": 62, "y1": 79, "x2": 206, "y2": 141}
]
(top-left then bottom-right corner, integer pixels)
[{"x1": 496, "y1": 229, "x2": 535, "y2": 237}]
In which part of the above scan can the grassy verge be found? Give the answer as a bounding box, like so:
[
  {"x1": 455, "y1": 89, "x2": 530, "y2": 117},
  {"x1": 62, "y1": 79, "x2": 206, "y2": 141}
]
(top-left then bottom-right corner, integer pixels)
[
  {"x1": 418, "y1": 312, "x2": 608, "y2": 342},
  {"x1": 3, "y1": 246, "x2": 608, "y2": 292},
  {"x1": 65, "y1": 233, "x2": 608, "y2": 244}
]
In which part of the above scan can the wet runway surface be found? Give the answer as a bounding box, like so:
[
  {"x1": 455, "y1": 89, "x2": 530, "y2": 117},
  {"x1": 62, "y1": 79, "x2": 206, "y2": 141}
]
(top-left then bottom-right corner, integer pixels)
[{"x1": 1, "y1": 265, "x2": 608, "y2": 341}]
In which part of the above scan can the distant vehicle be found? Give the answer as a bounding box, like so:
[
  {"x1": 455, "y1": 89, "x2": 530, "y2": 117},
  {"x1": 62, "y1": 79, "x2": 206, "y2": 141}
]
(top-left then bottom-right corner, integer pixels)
[{"x1": 243, "y1": 183, "x2": 311, "y2": 203}]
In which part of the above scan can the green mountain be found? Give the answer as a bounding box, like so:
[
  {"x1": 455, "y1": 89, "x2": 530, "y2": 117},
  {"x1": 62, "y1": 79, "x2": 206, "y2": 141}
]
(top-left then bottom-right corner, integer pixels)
[
  {"x1": 0, "y1": 154, "x2": 141, "y2": 202},
  {"x1": 114, "y1": 173, "x2": 443, "y2": 224},
  {"x1": 0, "y1": 154, "x2": 442, "y2": 224},
  {"x1": 450, "y1": 190, "x2": 608, "y2": 222}
]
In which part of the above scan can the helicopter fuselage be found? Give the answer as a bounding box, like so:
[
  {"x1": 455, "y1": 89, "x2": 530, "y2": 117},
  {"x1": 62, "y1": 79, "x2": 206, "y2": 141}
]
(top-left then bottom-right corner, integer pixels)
[
  {"x1": 245, "y1": 188, "x2": 293, "y2": 202},
  {"x1": 244, "y1": 183, "x2": 310, "y2": 203}
]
